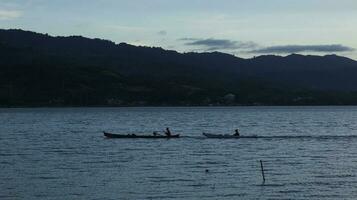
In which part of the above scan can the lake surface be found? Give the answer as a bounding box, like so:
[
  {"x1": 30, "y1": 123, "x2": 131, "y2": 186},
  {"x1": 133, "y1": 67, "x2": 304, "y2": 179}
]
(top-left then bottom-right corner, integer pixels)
[{"x1": 2, "y1": 106, "x2": 357, "y2": 199}]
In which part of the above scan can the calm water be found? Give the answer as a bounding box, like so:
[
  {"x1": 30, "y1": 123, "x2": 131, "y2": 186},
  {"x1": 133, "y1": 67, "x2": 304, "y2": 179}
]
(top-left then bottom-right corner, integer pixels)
[{"x1": 2, "y1": 106, "x2": 357, "y2": 199}]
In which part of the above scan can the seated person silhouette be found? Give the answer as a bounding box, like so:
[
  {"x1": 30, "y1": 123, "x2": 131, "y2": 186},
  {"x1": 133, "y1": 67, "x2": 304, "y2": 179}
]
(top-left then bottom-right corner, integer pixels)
[
  {"x1": 165, "y1": 127, "x2": 172, "y2": 136},
  {"x1": 234, "y1": 129, "x2": 240, "y2": 136}
]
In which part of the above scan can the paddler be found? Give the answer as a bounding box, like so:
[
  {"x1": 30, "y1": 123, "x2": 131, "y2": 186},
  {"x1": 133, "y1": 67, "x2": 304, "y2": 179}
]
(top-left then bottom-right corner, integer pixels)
[
  {"x1": 234, "y1": 129, "x2": 240, "y2": 136},
  {"x1": 165, "y1": 127, "x2": 172, "y2": 136}
]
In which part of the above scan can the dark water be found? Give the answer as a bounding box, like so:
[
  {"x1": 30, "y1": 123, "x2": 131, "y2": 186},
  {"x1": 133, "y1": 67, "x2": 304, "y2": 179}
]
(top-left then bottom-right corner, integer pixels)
[{"x1": 2, "y1": 106, "x2": 357, "y2": 199}]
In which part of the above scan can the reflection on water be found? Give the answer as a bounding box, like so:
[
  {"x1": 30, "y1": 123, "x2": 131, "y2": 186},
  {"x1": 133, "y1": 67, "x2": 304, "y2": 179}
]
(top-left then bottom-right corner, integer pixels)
[{"x1": 1, "y1": 106, "x2": 357, "y2": 199}]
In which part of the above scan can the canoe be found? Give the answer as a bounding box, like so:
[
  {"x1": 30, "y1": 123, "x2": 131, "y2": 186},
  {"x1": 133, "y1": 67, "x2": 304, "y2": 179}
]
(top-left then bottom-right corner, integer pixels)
[
  {"x1": 202, "y1": 132, "x2": 258, "y2": 139},
  {"x1": 103, "y1": 131, "x2": 180, "y2": 139}
]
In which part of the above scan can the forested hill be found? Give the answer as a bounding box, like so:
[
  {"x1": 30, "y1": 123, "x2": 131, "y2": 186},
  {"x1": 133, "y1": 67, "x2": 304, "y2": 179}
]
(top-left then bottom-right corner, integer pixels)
[{"x1": 1, "y1": 29, "x2": 357, "y2": 106}]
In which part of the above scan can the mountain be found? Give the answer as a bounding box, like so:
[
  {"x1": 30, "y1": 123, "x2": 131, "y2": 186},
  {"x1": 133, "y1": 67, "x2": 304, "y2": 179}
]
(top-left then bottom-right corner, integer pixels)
[{"x1": 1, "y1": 29, "x2": 357, "y2": 106}]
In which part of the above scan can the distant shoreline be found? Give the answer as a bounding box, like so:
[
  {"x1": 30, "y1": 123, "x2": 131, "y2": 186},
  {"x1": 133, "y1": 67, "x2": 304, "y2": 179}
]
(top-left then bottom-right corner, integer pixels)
[
  {"x1": 2, "y1": 104, "x2": 357, "y2": 108},
  {"x1": 2, "y1": 29, "x2": 357, "y2": 109}
]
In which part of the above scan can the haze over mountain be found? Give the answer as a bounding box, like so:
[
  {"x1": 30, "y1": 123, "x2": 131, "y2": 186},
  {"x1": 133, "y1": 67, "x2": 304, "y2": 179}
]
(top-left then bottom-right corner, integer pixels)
[{"x1": 1, "y1": 29, "x2": 357, "y2": 106}]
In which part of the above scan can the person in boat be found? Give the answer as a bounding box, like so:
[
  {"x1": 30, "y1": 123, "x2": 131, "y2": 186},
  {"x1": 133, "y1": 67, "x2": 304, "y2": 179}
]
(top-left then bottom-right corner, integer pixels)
[
  {"x1": 153, "y1": 131, "x2": 160, "y2": 136},
  {"x1": 165, "y1": 127, "x2": 172, "y2": 137},
  {"x1": 234, "y1": 129, "x2": 240, "y2": 136}
]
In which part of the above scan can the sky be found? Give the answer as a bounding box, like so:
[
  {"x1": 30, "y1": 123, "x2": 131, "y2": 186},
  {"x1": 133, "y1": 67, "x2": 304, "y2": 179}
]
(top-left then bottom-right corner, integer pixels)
[{"x1": 0, "y1": 0, "x2": 357, "y2": 59}]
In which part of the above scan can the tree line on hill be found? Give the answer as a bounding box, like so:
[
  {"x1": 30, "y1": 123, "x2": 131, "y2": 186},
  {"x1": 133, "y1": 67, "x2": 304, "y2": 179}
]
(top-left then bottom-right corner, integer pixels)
[{"x1": 1, "y1": 29, "x2": 357, "y2": 106}]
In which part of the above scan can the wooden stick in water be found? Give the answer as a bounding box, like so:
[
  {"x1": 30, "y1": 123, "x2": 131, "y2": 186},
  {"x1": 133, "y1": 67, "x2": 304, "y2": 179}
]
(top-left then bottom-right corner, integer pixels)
[{"x1": 260, "y1": 160, "x2": 266, "y2": 183}]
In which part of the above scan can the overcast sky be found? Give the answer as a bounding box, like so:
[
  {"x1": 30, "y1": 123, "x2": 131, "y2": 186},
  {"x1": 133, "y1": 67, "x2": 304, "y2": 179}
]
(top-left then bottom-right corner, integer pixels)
[{"x1": 0, "y1": 0, "x2": 356, "y2": 59}]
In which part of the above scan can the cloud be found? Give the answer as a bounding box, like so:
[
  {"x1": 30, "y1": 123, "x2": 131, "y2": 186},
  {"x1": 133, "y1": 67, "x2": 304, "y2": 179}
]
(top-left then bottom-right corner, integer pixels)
[
  {"x1": 179, "y1": 37, "x2": 355, "y2": 55},
  {"x1": 180, "y1": 38, "x2": 258, "y2": 51},
  {"x1": 250, "y1": 44, "x2": 354, "y2": 54},
  {"x1": 0, "y1": 10, "x2": 22, "y2": 20},
  {"x1": 157, "y1": 30, "x2": 167, "y2": 36}
]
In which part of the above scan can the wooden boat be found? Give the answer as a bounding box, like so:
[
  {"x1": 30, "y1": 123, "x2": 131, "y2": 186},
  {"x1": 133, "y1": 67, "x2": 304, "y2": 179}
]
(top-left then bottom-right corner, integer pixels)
[
  {"x1": 202, "y1": 132, "x2": 258, "y2": 139},
  {"x1": 103, "y1": 131, "x2": 180, "y2": 139}
]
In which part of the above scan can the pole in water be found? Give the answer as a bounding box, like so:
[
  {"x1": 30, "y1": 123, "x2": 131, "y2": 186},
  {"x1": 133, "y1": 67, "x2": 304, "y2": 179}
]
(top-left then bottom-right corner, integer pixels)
[{"x1": 260, "y1": 160, "x2": 266, "y2": 183}]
